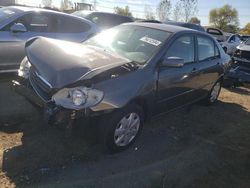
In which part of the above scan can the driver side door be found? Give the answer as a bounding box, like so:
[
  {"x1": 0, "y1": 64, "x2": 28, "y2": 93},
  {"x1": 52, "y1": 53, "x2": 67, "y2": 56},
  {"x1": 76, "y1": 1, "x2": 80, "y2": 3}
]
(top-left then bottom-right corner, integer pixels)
[{"x1": 155, "y1": 35, "x2": 201, "y2": 115}]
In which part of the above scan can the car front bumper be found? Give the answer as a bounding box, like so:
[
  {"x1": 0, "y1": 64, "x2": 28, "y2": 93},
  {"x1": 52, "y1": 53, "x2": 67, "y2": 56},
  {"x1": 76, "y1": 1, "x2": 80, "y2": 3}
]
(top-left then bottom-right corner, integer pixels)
[{"x1": 12, "y1": 77, "x2": 100, "y2": 126}]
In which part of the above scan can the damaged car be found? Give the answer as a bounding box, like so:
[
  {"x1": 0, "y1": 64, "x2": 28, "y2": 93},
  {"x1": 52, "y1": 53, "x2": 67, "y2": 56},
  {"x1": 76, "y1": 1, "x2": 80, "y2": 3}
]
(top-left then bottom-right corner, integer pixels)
[
  {"x1": 220, "y1": 34, "x2": 242, "y2": 55},
  {"x1": 224, "y1": 39, "x2": 250, "y2": 88},
  {"x1": 13, "y1": 23, "x2": 230, "y2": 153}
]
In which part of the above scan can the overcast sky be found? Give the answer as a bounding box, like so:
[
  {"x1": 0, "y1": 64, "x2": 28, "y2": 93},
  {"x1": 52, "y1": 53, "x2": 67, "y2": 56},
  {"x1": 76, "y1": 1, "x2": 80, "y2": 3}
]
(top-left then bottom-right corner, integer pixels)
[{"x1": 17, "y1": 0, "x2": 250, "y2": 27}]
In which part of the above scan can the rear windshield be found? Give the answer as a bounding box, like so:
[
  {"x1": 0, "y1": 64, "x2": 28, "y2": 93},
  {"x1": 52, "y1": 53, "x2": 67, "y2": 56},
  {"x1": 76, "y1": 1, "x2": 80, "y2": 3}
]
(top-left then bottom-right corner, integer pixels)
[{"x1": 0, "y1": 8, "x2": 20, "y2": 23}]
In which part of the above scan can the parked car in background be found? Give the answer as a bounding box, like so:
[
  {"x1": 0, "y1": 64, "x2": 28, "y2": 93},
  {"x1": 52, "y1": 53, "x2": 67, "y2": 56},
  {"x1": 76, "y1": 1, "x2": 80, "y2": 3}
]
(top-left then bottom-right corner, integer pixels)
[
  {"x1": 220, "y1": 34, "x2": 241, "y2": 55},
  {"x1": 164, "y1": 21, "x2": 205, "y2": 32},
  {"x1": 137, "y1": 19, "x2": 162, "y2": 24},
  {"x1": 72, "y1": 11, "x2": 134, "y2": 30},
  {"x1": 0, "y1": 6, "x2": 99, "y2": 73},
  {"x1": 14, "y1": 23, "x2": 230, "y2": 153},
  {"x1": 224, "y1": 38, "x2": 250, "y2": 87},
  {"x1": 206, "y1": 27, "x2": 226, "y2": 42}
]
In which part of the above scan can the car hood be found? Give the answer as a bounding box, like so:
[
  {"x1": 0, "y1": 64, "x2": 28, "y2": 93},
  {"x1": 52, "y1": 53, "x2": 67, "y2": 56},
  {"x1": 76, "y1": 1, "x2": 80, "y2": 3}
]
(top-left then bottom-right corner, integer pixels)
[
  {"x1": 237, "y1": 44, "x2": 250, "y2": 51},
  {"x1": 26, "y1": 37, "x2": 132, "y2": 88}
]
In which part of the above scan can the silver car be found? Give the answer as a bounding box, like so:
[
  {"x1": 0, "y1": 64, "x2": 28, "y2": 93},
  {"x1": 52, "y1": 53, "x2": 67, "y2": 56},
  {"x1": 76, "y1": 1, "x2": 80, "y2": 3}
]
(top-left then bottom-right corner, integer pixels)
[
  {"x1": 220, "y1": 34, "x2": 242, "y2": 55},
  {"x1": 0, "y1": 6, "x2": 99, "y2": 73}
]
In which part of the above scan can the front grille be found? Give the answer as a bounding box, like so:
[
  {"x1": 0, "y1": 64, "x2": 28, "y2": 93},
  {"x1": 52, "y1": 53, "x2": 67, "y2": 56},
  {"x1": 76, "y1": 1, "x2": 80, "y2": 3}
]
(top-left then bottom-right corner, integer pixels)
[{"x1": 29, "y1": 67, "x2": 52, "y2": 101}]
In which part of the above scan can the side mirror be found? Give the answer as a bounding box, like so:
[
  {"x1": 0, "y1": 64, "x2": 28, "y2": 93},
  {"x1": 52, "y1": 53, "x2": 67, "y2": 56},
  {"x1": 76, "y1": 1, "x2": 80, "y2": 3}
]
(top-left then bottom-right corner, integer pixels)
[
  {"x1": 10, "y1": 23, "x2": 27, "y2": 33},
  {"x1": 161, "y1": 57, "x2": 184, "y2": 68}
]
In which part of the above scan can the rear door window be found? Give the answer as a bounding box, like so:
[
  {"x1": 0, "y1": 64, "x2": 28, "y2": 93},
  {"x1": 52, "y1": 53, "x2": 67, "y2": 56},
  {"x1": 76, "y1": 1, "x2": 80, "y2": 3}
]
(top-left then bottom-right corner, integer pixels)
[
  {"x1": 197, "y1": 36, "x2": 219, "y2": 61},
  {"x1": 56, "y1": 15, "x2": 91, "y2": 33}
]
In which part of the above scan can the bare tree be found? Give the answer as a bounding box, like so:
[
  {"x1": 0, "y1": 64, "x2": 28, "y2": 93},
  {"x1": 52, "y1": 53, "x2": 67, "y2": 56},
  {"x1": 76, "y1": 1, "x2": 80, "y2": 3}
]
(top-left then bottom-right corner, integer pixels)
[
  {"x1": 144, "y1": 5, "x2": 155, "y2": 20},
  {"x1": 60, "y1": 0, "x2": 73, "y2": 10},
  {"x1": 172, "y1": 1, "x2": 182, "y2": 22},
  {"x1": 42, "y1": 0, "x2": 52, "y2": 7},
  {"x1": 114, "y1": 6, "x2": 132, "y2": 17},
  {"x1": 157, "y1": 0, "x2": 171, "y2": 21},
  {"x1": 180, "y1": 0, "x2": 198, "y2": 22}
]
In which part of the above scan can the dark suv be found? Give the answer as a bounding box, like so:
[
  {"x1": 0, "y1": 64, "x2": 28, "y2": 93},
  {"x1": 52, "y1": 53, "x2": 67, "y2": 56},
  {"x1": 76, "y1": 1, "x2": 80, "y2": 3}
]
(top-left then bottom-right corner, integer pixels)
[
  {"x1": 72, "y1": 11, "x2": 134, "y2": 30},
  {"x1": 164, "y1": 21, "x2": 205, "y2": 32},
  {"x1": 14, "y1": 23, "x2": 231, "y2": 153}
]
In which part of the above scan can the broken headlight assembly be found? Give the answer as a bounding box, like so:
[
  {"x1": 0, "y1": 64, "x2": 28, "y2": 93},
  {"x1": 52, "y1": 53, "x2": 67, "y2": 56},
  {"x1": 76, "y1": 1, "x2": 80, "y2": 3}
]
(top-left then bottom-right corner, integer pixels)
[
  {"x1": 18, "y1": 57, "x2": 31, "y2": 79},
  {"x1": 52, "y1": 87, "x2": 104, "y2": 110}
]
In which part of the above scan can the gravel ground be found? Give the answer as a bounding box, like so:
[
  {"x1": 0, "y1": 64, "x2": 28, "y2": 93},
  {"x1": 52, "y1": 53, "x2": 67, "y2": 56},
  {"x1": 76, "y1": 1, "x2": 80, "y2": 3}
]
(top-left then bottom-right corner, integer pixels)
[{"x1": 0, "y1": 76, "x2": 250, "y2": 188}]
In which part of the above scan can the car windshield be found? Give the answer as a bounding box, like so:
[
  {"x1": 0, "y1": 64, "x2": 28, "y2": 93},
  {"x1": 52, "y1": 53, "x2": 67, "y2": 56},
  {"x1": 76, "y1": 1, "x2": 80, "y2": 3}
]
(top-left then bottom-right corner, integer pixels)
[
  {"x1": 0, "y1": 8, "x2": 20, "y2": 23},
  {"x1": 84, "y1": 25, "x2": 171, "y2": 64}
]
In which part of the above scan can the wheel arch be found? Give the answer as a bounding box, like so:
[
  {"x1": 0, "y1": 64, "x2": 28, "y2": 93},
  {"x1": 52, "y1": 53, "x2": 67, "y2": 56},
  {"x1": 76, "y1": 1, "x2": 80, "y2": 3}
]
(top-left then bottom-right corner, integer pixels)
[{"x1": 130, "y1": 96, "x2": 152, "y2": 122}]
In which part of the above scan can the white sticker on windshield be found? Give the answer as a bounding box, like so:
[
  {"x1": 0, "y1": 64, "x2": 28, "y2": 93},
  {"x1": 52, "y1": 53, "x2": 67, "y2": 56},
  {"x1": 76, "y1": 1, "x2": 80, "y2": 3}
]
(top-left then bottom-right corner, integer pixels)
[{"x1": 140, "y1": 36, "x2": 162, "y2": 46}]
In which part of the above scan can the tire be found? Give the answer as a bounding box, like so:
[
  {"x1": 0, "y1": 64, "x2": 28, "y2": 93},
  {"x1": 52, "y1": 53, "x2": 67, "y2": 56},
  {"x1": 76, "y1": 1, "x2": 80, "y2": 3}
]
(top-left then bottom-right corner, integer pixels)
[
  {"x1": 99, "y1": 104, "x2": 144, "y2": 153},
  {"x1": 205, "y1": 80, "x2": 222, "y2": 105}
]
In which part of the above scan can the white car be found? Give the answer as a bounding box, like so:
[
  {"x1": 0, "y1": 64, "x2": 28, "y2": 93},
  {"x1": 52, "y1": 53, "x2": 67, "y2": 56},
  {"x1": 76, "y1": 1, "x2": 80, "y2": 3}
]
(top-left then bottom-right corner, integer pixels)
[{"x1": 220, "y1": 34, "x2": 241, "y2": 55}]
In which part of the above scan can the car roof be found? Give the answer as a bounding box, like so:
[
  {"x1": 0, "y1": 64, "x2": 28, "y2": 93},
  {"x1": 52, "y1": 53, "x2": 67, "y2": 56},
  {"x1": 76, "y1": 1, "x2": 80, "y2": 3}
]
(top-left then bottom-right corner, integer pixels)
[
  {"x1": 164, "y1": 21, "x2": 205, "y2": 32},
  {"x1": 75, "y1": 10, "x2": 133, "y2": 19},
  {"x1": 7, "y1": 6, "x2": 67, "y2": 15},
  {"x1": 123, "y1": 22, "x2": 196, "y2": 33}
]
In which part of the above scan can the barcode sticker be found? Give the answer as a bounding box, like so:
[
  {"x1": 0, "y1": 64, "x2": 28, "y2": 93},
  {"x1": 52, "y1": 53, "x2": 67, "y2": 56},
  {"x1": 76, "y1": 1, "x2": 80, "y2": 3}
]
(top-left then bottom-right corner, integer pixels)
[{"x1": 140, "y1": 36, "x2": 162, "y2": 46}]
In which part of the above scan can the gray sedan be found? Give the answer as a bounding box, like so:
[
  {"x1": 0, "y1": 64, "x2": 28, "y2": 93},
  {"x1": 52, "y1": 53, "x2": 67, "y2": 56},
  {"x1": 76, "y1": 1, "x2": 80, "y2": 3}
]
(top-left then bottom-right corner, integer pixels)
[
  {"x1": 0, "y1": 6, "x2": 99, "y2": 73},
  {"x1": 14, "y1": 23, "x2": 231, "y2": 153}
]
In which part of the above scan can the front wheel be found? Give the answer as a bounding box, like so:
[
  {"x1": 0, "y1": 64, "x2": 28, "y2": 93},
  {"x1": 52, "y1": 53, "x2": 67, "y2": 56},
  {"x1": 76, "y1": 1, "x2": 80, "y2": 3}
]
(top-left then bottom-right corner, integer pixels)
[
  {"x1": 99, "y1": 104, "x2": 144, "y2": 153},
  {"x1": 205, "y1": 80, "x2": 222, "y2": 105}
]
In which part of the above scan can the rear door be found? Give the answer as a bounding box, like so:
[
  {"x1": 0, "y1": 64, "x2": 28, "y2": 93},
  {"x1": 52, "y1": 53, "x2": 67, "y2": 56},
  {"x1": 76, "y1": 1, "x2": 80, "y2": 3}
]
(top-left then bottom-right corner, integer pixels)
[
  {"x1": 155, "y1": 34, "x2": 201, "y2": 114},
  {"x1": 195, "y1": 35, "x2": 222, "y2": 96}
]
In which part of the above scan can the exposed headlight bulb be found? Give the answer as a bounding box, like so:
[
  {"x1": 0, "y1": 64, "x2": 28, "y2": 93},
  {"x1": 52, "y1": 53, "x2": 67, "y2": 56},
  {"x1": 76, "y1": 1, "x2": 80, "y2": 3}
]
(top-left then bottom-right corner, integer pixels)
[{"x1": 72, "y1": 89, "x2": 87, "y2": 106}]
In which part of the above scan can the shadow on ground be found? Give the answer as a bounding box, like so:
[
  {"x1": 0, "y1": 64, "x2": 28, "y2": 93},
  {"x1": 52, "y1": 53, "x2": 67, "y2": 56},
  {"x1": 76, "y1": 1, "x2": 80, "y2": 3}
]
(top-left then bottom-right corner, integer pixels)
[{"x1": 1, "y1": 78, "x2": 250, "y2": 188}]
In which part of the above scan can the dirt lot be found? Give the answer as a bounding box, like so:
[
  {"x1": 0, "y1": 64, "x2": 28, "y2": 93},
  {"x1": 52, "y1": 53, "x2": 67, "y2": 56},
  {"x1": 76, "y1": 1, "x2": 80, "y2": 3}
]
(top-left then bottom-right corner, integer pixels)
[{"x1": 0, "y1": 75, "x2": 250, "y2": 188}]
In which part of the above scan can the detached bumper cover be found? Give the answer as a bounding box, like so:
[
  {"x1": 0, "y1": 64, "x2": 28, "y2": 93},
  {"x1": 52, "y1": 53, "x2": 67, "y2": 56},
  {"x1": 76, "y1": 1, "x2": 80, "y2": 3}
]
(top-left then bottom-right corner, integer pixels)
[
  {"x1": 225, "y1": 67, "x2": 250, "y2": 81},
  {"x1": 224, "y1": 57, "x2": 250, "y2": 86},
  {"x1": 12, "y1": 78, "x2": 44, "y2": 107}
]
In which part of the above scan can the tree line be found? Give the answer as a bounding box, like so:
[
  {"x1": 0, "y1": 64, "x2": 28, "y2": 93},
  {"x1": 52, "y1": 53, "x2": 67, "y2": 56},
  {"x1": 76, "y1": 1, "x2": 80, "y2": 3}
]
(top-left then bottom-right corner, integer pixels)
[
  {"x1": 114, "y1": 1, "x2": 250, "y2": 34},
  {"x1": 42, "y1": 0, "x2": 250, "y2": 34}
]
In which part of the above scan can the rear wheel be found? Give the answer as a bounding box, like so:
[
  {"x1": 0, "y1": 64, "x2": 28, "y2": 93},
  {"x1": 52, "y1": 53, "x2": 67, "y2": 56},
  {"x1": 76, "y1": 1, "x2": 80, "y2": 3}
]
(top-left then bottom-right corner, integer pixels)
[
  {"x1": 99, "y1": 104, "x2": 144, "y2": 153},
  {"x1": 205, "y1": 80, "x2": 222, "y2": 105}
]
